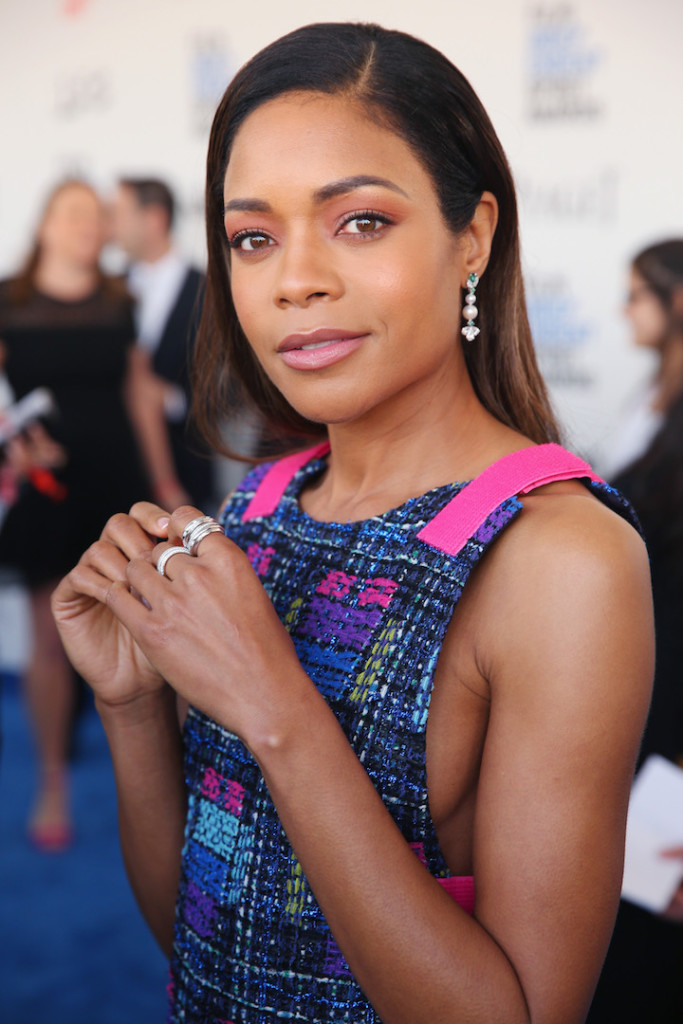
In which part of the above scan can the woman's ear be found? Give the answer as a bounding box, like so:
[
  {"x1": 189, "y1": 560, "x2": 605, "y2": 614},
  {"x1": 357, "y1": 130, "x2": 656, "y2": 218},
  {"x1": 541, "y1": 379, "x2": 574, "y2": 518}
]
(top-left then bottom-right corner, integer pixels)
[{"x1": 461, "y1": 191, "x2": 498, "y2": 285}]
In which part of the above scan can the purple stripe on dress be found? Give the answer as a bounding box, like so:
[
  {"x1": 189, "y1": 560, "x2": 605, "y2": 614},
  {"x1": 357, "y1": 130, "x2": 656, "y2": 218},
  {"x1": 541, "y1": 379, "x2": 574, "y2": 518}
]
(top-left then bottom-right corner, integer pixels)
[
  {"x1": 184, "y1": 881, "x2": 218, "y2": 939},
  {"x1": 298, "y1": 595, "x2": 384, "y2": 650}
]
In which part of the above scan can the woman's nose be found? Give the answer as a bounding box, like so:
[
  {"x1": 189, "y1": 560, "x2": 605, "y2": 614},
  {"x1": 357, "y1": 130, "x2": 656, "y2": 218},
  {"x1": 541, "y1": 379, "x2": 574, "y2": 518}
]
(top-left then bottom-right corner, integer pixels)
[{"x1": 273, "y1": 234, "x2": 344, "y2": 309}]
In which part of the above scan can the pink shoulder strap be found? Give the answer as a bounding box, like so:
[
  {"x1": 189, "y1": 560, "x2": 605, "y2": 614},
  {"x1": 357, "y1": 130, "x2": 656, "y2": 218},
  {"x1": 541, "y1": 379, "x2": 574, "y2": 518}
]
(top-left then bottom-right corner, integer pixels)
[
  {"x1": 416, "y1": 443, "x2": 603, "y2": 556},
  {"x1": 242, "y1": 441, "x2": 331, "y2": 521},
  {"x1": 241, "y1": 441, "x2": 603, "y2": 545}
]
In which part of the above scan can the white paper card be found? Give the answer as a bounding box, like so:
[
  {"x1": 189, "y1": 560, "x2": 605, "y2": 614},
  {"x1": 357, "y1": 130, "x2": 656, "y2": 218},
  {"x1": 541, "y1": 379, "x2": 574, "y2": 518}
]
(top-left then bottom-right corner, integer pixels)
[{"x1": 621, "y1": 754, "x2": 683, "y2": 912}]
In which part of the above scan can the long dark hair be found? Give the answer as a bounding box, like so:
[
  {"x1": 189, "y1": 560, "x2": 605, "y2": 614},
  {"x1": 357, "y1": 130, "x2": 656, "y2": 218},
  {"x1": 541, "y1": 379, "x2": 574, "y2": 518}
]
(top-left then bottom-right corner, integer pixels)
[
  {"x1": 632, "y1": 239, "x2": 683, "y2": 331},
  {"x1": 192, "y1": 21, "x2": 560, "y2": 458}
]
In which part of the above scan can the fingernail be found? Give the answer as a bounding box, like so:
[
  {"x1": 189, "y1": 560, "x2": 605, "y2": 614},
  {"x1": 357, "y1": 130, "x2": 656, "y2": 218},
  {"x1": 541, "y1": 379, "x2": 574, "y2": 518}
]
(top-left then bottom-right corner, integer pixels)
[{"x1": 157, "y1": 517, "x2": 170, "y2": 530}]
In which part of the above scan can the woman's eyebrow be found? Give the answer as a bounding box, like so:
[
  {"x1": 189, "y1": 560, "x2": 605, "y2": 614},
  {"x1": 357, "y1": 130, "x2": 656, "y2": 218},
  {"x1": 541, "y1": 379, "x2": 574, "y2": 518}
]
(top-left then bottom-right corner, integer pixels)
[
  {"x1": 224, "y1": 197, "x2": 271, "y2": 214},
  {"x1": 223, "y1": 175, "x2": 409, "y2": 215},
  {"x1": 313, "y1": 175, "x2": 410, "y2": 203}
]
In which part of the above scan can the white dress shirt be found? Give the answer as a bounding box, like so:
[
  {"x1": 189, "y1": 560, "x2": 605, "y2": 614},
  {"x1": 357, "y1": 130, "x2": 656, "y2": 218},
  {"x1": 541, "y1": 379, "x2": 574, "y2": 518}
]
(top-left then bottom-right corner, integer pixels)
[
  {"x1": 127, "y1": 248, "x2": 188, "y2": 354},
  {"x1": 127, "y1": 248, "x2": 189, "y2": 420}
]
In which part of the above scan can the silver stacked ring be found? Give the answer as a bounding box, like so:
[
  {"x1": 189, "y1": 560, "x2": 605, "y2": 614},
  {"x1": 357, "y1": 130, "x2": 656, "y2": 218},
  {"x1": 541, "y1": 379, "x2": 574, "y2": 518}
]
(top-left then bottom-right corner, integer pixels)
[
  {"x1": 182, "y1": 515, "x2": 224, "y2": 556},
  {"x1": 182, "y1": 515, "x2": 217, "y2": 546},
  {"x1": 156, "y1": 545, "x2": 192, "y2": 577}
]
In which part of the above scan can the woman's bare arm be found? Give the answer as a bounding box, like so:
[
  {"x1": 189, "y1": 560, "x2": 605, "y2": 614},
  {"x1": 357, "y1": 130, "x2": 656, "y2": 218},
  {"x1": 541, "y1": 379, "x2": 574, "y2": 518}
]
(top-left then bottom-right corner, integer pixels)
[
  {"x1": 52, "y1": 504, "x2": 188, "y2": 955},
  {"x1": 97, "y1": 689, "x2": 186, "y2": 955},
  {"x1": 465, "y1": 490, "x2": 654, "y2": 1022},
  {"x1": 123, "y1": 347, "x2": 189, "y2": 511}
]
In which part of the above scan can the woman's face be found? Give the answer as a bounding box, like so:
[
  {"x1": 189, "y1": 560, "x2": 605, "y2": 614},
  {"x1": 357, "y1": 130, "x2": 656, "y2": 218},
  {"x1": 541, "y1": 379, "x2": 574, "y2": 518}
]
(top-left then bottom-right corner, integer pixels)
[
  {"x1": 38, "y1": 185, "x2": 105, "y2": 270},
  {"x1": 624, "y1": 269, "x2": 668, "y2": 350},
  {"x1": 223, "y1": 91, "x2": 473, "y2": 429}
]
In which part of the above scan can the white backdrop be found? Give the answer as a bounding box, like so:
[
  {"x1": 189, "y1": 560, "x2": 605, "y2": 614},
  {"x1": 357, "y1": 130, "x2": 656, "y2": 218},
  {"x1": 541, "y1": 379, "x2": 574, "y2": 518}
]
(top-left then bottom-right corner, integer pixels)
[
  {"x1": 0, "y1": 0, "x2": 681, "y2": 465},
  {"x1": 1, "y1": 0, "x2": 682, "y2": 668}
]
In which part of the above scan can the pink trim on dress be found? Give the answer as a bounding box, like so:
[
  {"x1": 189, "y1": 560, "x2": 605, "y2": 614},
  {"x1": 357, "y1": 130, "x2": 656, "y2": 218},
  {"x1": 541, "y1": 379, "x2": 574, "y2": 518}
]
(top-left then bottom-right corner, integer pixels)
[
  {"x1": 437, "y1": 875, "x2": 475, "y2": 916},
  {"x1": 417, "y1": 443, "x2": 603, "y2": 556},
  {"x1": 242, "y1": 442, "x2": 330, "y2": 521}
]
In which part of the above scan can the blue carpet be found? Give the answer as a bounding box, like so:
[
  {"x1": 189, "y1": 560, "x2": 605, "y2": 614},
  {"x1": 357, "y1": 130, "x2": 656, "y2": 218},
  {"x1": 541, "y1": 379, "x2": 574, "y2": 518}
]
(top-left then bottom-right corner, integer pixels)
[{"x1": 0, "y1": 672, "x2": 168, "y2": 1024}]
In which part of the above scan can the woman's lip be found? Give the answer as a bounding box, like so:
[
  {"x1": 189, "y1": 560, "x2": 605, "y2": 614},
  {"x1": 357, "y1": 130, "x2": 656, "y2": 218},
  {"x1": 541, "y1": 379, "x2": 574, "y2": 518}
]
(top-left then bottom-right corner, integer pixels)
[
  {"x1": 277, "y1": 328, "x2": 366, "y2": 353},
  {"x1": 278, "y1": 334, "x2": 366, "y2": 371}
]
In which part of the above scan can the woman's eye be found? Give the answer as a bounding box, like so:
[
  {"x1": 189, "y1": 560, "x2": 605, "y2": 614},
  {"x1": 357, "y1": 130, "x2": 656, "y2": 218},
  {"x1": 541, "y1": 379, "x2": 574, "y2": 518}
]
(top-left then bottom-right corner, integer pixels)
[
  {"x1": 339, "y1": 213, "x2": 390, "y2": 236},
  {"x1": 230, "y1": 231, "x2": 272, "y2": 252}
]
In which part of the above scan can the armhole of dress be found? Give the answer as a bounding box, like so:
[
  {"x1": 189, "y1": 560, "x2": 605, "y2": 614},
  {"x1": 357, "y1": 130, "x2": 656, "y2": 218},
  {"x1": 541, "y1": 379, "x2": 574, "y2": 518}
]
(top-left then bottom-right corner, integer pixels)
[
  {"x1": 417, "y1": 443, "x2": 604, "y2": 556},
  {"x1": 437, "y1": 875, "x2": 475, "y2": 915},
  {"x1": 242, "y1": 441, "x2": 331, "y2": 522}
]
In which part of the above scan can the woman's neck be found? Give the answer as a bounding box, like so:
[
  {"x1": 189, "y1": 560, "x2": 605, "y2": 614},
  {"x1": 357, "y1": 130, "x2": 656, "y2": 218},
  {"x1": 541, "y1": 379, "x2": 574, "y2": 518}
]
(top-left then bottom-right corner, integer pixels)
[
  {"x1": 300, "y1": 376, "x2": 529, "y2": 523},
  {"x1": 34, "y1": 254, "x2": 99, "y2": 302}
]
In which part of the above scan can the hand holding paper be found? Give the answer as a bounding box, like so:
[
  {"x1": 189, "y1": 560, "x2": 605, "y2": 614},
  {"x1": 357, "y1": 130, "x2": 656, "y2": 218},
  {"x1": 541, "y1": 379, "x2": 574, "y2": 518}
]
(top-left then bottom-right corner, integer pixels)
[{"x1": 621, "y1": 755, "x2": 683, "y2": 914}]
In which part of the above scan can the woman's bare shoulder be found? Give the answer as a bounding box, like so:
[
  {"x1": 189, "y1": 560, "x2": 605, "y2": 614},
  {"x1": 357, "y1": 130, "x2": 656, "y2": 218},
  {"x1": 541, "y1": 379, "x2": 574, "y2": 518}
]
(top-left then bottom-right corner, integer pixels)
[
  {"x1": 436, "y1": 476, "x2": 653, "y2": 720},
  {"x1": 457, "y1": 479, "x2": 653, "y2": 703},
  {"x1": 515, "y1": 480, "x2": 648, "y2": 580}
]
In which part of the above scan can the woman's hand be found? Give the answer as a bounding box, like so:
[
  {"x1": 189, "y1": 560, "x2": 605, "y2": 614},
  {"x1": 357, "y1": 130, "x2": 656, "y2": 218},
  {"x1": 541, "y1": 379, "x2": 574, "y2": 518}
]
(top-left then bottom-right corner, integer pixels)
[
  {"x1": 51, "y1": 501, "x2": 172, "y2": 707},
  {"x1": 660, "y1": 848, "x2": 683, "y2": 922},
  {"x1": 6, "y1": 422, "x2": 66, "y2": 476},
  {"x1": 105, "y1": 505, "x2": 310, "y2": 748}
]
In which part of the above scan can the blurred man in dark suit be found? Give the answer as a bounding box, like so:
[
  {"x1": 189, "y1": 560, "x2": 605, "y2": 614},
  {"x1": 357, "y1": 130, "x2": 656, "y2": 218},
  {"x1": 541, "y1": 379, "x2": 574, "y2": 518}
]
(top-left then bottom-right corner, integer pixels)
[{"x1": 112, "y1": 178, "x2": 214, "y2": 511}]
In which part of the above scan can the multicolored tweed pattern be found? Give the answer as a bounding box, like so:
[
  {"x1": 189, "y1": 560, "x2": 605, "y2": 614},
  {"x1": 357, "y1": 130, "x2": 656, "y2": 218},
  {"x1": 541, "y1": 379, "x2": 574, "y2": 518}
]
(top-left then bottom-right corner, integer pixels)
[{"x1": 168, "y1": 453, "x2": 637, "y2": 1023}]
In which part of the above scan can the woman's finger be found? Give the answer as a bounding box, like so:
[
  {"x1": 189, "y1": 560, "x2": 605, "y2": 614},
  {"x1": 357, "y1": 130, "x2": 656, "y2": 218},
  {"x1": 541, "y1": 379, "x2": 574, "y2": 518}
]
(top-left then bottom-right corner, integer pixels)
[
  {"x1": 85, "y1": 536, "x2": 139, "y2": 585},
  {"x1": 57, "y1": 559, "x2": 123, "y2": 607},
  {"x1": 125, "y1": 548, "x2": 186, "y2": 610},
  {"x1": 104, "y1": 576, "x2": 158, "y2": 635},
  {"x1": 153, "y1": 543, "x2": 194, "y2": 580},
  {"x1": 127, "y1": 500, "x2": 174, "y2": 539},
  {"x1": 102, "y1": 510, "x2": 167, "y2": 561},
  {"x1": 168, "y1": 506, "x2": 226, "y2": 559}
]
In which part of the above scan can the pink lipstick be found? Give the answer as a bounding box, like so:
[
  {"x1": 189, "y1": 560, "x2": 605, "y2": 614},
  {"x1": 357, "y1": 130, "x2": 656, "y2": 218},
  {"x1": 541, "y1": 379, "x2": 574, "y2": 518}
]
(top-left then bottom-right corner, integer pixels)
[{"x1": 277, "y1": 328, "x2": 367, "y2": 370}]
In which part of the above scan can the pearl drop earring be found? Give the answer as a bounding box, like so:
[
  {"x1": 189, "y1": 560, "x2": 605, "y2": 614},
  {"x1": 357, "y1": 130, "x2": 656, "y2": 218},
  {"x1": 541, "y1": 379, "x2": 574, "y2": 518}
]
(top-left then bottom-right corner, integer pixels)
[{"x1": 461, "y1": 273, "x2": 480, "y2": 342}]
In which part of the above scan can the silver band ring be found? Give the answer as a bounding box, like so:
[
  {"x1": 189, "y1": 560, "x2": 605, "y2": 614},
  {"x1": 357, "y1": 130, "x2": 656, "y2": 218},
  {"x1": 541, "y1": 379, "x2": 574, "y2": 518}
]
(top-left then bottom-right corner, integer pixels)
[
  {"x1": 156, "y1": 545, "x2": 193, "y2": 577},
  {"x1": 184, "y1": 521, "x2": 223, "y2": 557},
  {"x1": 182, "y1": 516, "x2": 218, "y2": 548}
]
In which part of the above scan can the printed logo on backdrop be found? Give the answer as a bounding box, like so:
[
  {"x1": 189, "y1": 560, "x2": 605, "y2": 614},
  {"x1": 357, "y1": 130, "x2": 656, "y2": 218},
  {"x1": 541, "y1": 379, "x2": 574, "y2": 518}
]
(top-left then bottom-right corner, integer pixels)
[
  {"x1": 527, "y1": 274, "x2": 594, "y2": 387},
  {"x1": 190, "y1": 36, "x2": 234, "y2": 136},
  {"x1": 526, "y1": 5, "x2": 604, "y2": 121},
  {"x1": 517, "y1": 167, "x2": 618, "y2": 224},
  {"x1": 54, "y1": 70, "x2": 112, "y2": 119}
]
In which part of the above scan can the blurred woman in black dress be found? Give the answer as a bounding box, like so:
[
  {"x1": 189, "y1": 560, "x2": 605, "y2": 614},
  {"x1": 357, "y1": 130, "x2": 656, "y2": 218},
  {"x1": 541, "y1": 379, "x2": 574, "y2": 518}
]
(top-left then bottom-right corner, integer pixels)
[
  {"x1": 588, "y1": 240, "x2": 683, "y2": 1022},
  {"x1": 0, "y1": 179, "x2": 154, "y2": 850}
]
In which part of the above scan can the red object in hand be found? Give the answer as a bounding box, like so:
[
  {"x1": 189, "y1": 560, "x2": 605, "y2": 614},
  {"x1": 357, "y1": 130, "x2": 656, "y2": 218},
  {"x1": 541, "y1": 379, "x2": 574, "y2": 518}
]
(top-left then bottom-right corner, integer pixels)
[{"x1": 28, "y1": 467, "x2": 68, "y2": 502}]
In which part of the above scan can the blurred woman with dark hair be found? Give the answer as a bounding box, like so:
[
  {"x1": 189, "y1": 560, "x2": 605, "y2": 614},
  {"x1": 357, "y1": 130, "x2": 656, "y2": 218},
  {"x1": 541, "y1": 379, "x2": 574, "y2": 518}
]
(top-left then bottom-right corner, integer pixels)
[
  {"x1": 53, "y1": 24, "x2": 653, "y2": 1024},
  {"x1": 0, "y1": 179, "x2": 154, "y2": 850},
  {"x1": 604, "y1": 240, "x2": 683, "y2": 479}
]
